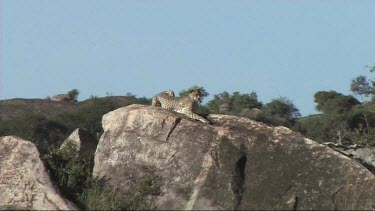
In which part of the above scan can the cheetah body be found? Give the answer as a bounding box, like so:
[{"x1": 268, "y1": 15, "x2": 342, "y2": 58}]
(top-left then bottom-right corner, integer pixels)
[
  {"x1": 151, "y1": 90, "x2": 175, "y2": 107},
  {"x1": 152, "y1": 90, "x2": 209, "y2": 124}
]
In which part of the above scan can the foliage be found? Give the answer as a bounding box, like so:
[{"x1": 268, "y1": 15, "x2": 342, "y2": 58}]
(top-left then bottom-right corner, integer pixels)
[
  {"x1": 207, "y1": 91, "x2": 231, "y2": 113},
  {"x1": 82, "y1": 173, "x2": 160, "y2": 210},
  {"x1": 68, "y1": 89, "x2": 80, "y2": 101},
  {"x1": 261, "y1": 97, "x2": 301, "y2": 119},
  {"x1": 299, "y1": 92, "x2": 351, "y2": 143},
  {"x1": 51, "y1": 95, "x2": 151, "y2": 140},
  {"x1": 0, "y1": 94, "x2": 151, "y2": 154},
  {"x1": 342, "y1": 126, "x2": 375, "y2": 147},
  {"x1": 44, "y1": 142, "x2": 161, "y2": 210},
  {"x1": 0, "y1": 113, "x2": 69, "y2": 154},
  {"x1": 256, "y1": 97, "x2": 301, "y2": 127},
  {"x1": 299, "y1": 89, "x2": 375, "y2": 145},
  {"x1": 7, "y1": 84, "x2": 375, "y2": 209},
  {"x1": 206, "y1": 91, "x2": 263, "y2": 118},
  {"x1": 314, "y1": 91, "x2": 360, "y2": 116},
  {"x1": 230, "y1": 92, "x2": 263, "y2": 113},
  {"x1": 299, "y1": 114, "x2": 342, "y2": 143},
  {"x1": 43, "y1": 142, "x2": 95, "y2": 209},
  {"x1": 351, "y1": 76, "x2": 375, "y2": 97},
  {"x1": 346, "y1": 107, "x2": 375, "y2": 129},
  {"x1": 125, "y1": 92, "x2": 152, "y2": 105},
  {"x1": 52, "y1": 98, "x2": 120, "y2": 136},
  {"x1": 0, "y1": 93, "x2": 163, "y2": 209},
  {"x1": 351, "y1": 66, "x2": 375, "y2": 97},
  {"x1": 82, "y1": 179, "x2": 129, "y2": 210},
  {"x1": 82, "y1": 167, "x2": 161, "y2": 210},
  {"x1": 206, "y1": 91, "x2": 301, "y2": 128}
]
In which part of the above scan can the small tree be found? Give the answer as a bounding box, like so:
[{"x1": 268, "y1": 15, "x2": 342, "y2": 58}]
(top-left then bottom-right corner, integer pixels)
[
  {"x1": 314, "y1": 91, "x2": 360, "y2": 116},
  {"x1": 257, "y1": 97, "x2": 301, "y2": 127},
  {"x1": 68, "y1": 89, "x2": 80, "y2": 101},
  {"x1": 351, "y1": 65, "x2": 375, "y2": 97},
  {"x1": 206, "y1": 91, "x2": 231, "y2": 113},
  {"x1": 231, "y1": 92, "x2": 263, "y2": 114},
  {"x1": 301, "y1": 91, "x2": 363, "y2": 143},
  {"x1": 206, "y1": 91, "x2": 262, "y2": 115}
]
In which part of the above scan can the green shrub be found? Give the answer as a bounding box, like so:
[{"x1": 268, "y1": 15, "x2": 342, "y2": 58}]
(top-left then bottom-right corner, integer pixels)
[
  {"x1": 83, "y1": 172, "x2": 161, "y2": 210},
  {"x1": 43, "y1": 142, "x2": 94, "y2": 209},
  {"x1": 44, "y1": 142, "x2": 161, "y2": 210},
  {"x1": 341, "y1": 127, "x2": 375, "y2": 146},
  {"x1": 207, "y1": 91, "x2": 262, "y2": 116},
  {"x1": 53, "y1": 98, "x2": 120, "y2": 136},
  {"x1": 256, "y1": 97, "x2": 301, "y2": 128},
  {"x1": 68, "y1": 89, "x2": 80, "y2": 101}
]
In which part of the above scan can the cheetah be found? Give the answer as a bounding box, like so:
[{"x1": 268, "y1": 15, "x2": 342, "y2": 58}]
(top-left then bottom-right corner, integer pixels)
[
  {"x1": 152, "y1": 90, "x2": 175, "y2": 107},
  {"x1": 152, "y1": 89, "x2": 210, "y2": 124}
]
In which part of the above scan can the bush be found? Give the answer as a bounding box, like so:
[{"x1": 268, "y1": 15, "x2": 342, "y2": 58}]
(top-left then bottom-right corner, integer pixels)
[
  {"x1": 298, "y1": 91, "x2": 369, "y2": 144},
  {"x1": 44, "y1": 142, "x2": 162, "y2": 210},
  {"x1": 82, "y1": 179, "x2": 127, "y2": 210},
  {"x1": 340, "y1": 126, "x2": 375, "y2": 147},
  {"x1": 68, "y1": 89, "x2": 80, "y2": 101},
  {"x1": 256, "y1": 97, "x2": 300, "y2": 127},
  {"x1": 53, "y1": 98, "x2": 120, "y2": 136},
  {"x1": 43, "y1": 142, "x2": 94, "y2": 209},
  {"x1": 207, "y1": 91, "x2": 262, "y2": 118}
]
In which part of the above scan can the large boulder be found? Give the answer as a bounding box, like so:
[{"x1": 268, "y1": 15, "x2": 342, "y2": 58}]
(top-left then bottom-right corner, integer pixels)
[
  {"x1": 0, "y1": 136, "x2": 77, "y2": 210},
  {"x1": 93, "y1": 105, "x2": 375, "y2": 210}
]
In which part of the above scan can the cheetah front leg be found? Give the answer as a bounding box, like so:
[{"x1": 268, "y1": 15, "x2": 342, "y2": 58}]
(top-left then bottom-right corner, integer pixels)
[
  {"x1": 151, "y1": 96, "x2": 159, "y2": 106},
  {"x1": 181, "y1": 110, "x2": 210, "y2": 124}
]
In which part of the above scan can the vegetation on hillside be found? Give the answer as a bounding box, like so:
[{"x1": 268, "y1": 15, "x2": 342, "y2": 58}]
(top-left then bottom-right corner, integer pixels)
[
  {"x1": 2, "y1": 69, "x2": 375, "y2": 148},
  {"x1": 298, "y1": 67, "x2": 375, "y2": 146},
  {"x1": 2, "y1": 66, "x2": 375, "y2": 209},
  {"x1": 0, "y1": 91, "x2": 151, "y2": 154}
]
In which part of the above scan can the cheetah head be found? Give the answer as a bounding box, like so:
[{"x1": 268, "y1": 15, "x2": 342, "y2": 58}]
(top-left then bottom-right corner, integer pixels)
[
  {"x1": 189, "y1": 89, "x2": 202, "y2": 102},
  {"x1": 164, "y1": 90, "x2": 175, "y2": 97}
]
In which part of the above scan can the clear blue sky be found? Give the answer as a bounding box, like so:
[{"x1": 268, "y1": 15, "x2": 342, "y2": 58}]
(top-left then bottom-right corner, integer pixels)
[{"x1": 2, "y1": 0, "x2": 375, "y2": 116}]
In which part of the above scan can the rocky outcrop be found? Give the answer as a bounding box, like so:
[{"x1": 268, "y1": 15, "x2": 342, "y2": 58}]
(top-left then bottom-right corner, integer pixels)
[
  {"x1": 48, "y1": 94, "x2": 74, "y2": 102},
  {"x1": 0, "y1": 136, "x2": 77, "y2": 210},
  {"x1": 60, "y1": 128, "x2": 98, "y2": 156},
  {"x1": 323, "y1": 142, "x2": 375, "y2": 173},
  {"x1": 93, "y1": 105, "x2": 375, "y2": 210},
  {"x1": 345, "y1": 147, "x2": 375, "y2": 168}
]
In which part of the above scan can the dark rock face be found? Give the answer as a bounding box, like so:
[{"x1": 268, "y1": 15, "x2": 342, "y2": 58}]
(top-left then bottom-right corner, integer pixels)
[{"x1": 93, "y1": 105, "x2": 375, "y2": 210}]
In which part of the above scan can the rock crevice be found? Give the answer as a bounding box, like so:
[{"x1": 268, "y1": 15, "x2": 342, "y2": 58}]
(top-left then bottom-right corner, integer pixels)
[{"x1": 233, "y1": 155, "x2": 247, "y2": 210}]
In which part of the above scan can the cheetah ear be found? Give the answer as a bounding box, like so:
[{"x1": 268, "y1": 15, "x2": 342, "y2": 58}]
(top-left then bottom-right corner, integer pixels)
[{"x1": 191, "y1": 88, "x2": 201, "y2": 93}]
